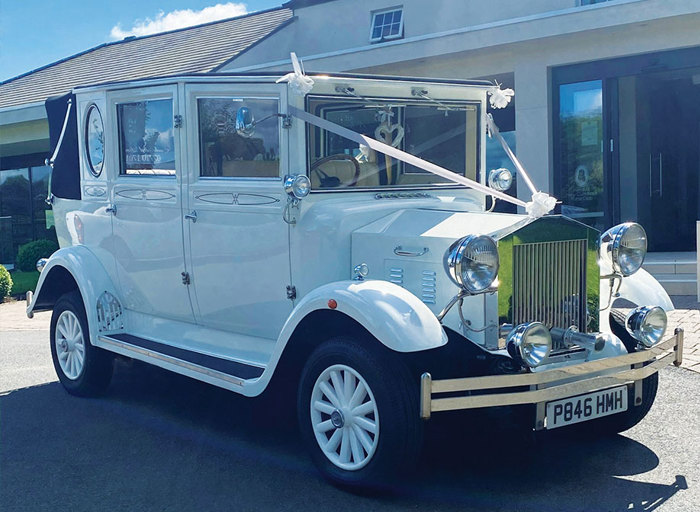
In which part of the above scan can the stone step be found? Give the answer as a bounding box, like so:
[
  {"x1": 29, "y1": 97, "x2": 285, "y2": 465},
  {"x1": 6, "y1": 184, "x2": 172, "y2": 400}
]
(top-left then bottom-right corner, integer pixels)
[
  {"x1": 650, "y1": 273, "x2": 697, "y2": 296},
  {"x1": 643, "y1": 260, "x2": 697, "y2": 277}
]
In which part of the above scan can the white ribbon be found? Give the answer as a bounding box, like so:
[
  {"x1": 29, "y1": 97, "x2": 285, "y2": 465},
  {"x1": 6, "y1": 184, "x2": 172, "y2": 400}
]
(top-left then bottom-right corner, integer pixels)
[
  {"x1": 276, "y1": 52, "x2": 314, "y2": 96},
  {"x1": 289, "y1": 106, "x2": 527, "y2": 208}
]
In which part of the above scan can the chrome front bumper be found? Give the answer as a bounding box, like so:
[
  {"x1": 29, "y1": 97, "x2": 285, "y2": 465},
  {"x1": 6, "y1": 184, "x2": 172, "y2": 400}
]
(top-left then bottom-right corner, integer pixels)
[{"x1": 420, "y1": 328, "x2": 684, "y2": 428}]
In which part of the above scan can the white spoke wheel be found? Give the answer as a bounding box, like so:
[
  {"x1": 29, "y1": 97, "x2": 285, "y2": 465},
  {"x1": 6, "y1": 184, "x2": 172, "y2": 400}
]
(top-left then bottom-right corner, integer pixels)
[
  {"x1": 55, "y1": 310, "x2": 86, "y2": 380},
  {"x1": 298, "y1": 337, "x2": 423, "y2": 488},
  {"x1": 50, "y1": 291, "x2": 114, "y2": 396},
  {"x1": 310, "y1": 364, "x2": 379, "y2": 471}
]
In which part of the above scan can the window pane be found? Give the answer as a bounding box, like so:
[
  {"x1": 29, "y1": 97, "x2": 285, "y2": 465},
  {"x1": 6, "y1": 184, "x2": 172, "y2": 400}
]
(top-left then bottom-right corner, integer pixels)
[
  {"x1": 198, "y1": 98, "x2": 280, "y2": 178},
  {"x1": 392, "y1": 11, "x2": 401, "y2": 23},
  {"x1": 375, "y1": 13, "x2": 384, "y2": 25},
  {"x1": 372, "y1": 27, "x2": 382, "y2": 39},
  {"x1": 382, "y1": 25, "x2": 391, "y2": 36},
  {"x1": 390, "y1": 23, "x2": 400, "y2": 35},
  {"x1": 118, "y1": 99, "x2": 175, "y2": 176},
  {"x1": 558, "y1": 80, "x2": 605, "y2": 230},
  {"x1": 0, "y1": 168, "x2": 31, "y2": 261}
]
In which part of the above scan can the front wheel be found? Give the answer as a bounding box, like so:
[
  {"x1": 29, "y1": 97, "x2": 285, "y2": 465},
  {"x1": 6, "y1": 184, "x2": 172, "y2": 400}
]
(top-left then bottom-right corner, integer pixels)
[
  {"x1": 50, "y1": 291, "x2": 114, "y2": 396},
  {"x1": 298, "y1": 337, "x2": 422, "y2": 488}
]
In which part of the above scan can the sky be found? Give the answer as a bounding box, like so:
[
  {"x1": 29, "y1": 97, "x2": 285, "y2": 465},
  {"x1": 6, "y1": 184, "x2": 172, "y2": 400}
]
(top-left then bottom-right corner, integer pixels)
[{"x1": 0, "y1": 1, "x2": 283, "y2": 82}]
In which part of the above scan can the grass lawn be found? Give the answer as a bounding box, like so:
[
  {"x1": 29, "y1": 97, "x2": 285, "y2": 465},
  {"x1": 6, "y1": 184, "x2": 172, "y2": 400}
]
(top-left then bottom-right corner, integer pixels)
[{"x1": 9, "y1": 270, "x2": 40, "y2": 296}]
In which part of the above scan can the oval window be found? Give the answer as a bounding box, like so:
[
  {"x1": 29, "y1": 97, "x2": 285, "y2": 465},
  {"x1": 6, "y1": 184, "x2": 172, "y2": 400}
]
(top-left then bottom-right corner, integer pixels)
[{"x1": 85, "y1": 104, "x2": 104, "y2": 176}]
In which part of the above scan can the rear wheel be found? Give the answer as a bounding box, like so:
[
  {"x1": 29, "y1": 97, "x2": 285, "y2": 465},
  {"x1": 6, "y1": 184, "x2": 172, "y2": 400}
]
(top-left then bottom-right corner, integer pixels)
[
  {"x1": 298, "y1": 337, "x2": 422, "y2": 488},
  {"x1": 50, "y1": 291, "x2": 114, "y2": 396}
]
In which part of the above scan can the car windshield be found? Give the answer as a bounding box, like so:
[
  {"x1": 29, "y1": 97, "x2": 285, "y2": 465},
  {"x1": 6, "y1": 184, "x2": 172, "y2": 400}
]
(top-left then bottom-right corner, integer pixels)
[{"x1": 306, "y1": 95, "x2": 479, "y2": 190}]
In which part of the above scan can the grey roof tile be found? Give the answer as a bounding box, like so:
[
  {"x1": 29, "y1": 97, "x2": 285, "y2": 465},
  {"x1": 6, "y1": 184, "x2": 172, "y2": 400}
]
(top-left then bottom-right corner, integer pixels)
[{"x1": 0, "y1": 8, "x2": 293, "y2": 109}]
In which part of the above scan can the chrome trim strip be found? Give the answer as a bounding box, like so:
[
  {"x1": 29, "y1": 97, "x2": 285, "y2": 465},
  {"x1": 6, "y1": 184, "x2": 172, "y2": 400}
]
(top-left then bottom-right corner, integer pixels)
[
  {"x1": 98, "y1": 335, "x2": 246, "y2": 386},
  {"x1": 420, "y1": 329, "x2": 681, "y2": 418}
]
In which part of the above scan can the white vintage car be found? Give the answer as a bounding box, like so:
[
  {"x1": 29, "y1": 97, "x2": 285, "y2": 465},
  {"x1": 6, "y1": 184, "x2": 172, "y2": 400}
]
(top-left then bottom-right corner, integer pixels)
[{"x1": 28, "y1": 69, "x2": 682, "y2": 487}]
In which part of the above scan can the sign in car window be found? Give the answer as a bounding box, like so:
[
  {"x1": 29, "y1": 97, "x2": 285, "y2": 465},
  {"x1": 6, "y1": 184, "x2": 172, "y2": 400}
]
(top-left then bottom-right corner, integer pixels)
[{"x1": 118, "y1": 99, "x2": 175, "y2": 176}]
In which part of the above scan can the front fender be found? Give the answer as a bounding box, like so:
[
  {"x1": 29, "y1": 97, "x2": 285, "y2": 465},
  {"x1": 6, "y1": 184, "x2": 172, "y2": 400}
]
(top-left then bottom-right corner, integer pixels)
[
  {"x1": 27, "y1": 246, "x2": 121, "y2": 343},
  {"x1": 599, "y1": 268, "x2": 674, "y2": 332},
  {"x1": 280, "y1": 279, "x2": 448, "y2": 353}
]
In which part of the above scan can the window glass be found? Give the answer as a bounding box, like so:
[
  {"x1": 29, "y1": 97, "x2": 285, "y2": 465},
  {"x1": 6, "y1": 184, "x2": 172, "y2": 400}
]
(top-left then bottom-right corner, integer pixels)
[
  {"x1": 307, "y1": 97, "x2": 478, "y2": 189},
  {"x1": 118, "y1": 99, "x2": 175, "y2": 176},
  {"x1": 558, "y1": 80, "x2": 605, "y2": 230},
  {"x1": 198, "y1": 97, "x2": 280, "y2": 178},
  {"x1": 370, "y1": 9, "x2": 403, "y2": 42},
  {"x1": 85, "y1": 105, "x2": 104, "y2": 176},
  {"x1": 0, "y1": 169, "x2": 31, "y2": 261}
]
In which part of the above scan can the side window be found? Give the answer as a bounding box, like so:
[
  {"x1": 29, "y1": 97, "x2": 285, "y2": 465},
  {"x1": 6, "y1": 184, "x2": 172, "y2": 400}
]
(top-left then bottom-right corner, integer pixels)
[
  {"x1": 117, "y1": 99, "x2": 175, "y2": 176},
  {"x1": 198, "y1": 97, "x2": 280, "y2": 178}
]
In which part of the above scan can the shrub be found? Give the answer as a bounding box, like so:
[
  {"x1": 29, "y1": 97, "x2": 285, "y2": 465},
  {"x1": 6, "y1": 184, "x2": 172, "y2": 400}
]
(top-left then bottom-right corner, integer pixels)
[
  {"x1": 0, "y1": 265, "x2": 12, "y2": 299},
  {"x1": 16, "y1": 239, "x2": 58, "y2": 272}
]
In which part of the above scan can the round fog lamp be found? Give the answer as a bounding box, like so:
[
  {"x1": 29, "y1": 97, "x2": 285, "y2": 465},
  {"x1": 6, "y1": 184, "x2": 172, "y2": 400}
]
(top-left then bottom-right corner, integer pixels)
[
  {"x1": 488, "y1": 168, "x2": 513, "y2": 192},
  {"x1": 507, "y1": 322, "x2": 552, "y2": 368},
  {"x1": 626, "y1": 306, "x2": 667, "y2": 348},
  {"x1": 284, "y1": 174, "x2": 311, "y2": 199}
]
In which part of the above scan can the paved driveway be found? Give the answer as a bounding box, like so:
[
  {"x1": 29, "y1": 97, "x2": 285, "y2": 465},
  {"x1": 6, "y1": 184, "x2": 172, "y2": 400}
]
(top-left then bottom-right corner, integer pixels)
[{"x1": 1, "y1": 300, "x2": 699, "y2": 511}]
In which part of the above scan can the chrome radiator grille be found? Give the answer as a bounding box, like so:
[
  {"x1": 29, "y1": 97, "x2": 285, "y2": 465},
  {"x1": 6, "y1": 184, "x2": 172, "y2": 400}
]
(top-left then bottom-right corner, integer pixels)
[{"x1": 512, "y1": 239, "x2": 588, "y2": 338}]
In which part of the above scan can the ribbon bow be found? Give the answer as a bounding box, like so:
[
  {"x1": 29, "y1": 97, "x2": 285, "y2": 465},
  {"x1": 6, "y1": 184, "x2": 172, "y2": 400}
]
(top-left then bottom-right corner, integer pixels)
[
  {"x1": 525, "y1": 192, "x2": 557, "y2": 218},
  {"x1": 276, "y1": 52, "x2": 314, "y2": 96},
  {"x1": 488, "y1": 85, "x2": 515, "y2": 109}
]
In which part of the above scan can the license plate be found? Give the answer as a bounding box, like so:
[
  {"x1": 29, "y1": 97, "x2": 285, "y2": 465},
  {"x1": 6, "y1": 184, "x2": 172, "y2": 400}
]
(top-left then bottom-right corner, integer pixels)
[{"x1": 546, "y1": 386, "x2": 628, "y2": 429}]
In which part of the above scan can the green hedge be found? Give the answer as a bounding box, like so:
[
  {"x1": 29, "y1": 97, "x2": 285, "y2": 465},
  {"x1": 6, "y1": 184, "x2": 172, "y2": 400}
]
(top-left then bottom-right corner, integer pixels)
[
  {"x1": 16, "y1": 239, "x2": 58, "y2": 272},
  {"x1": 0, "y1": 264, "x2": 12, "y2": 299}
]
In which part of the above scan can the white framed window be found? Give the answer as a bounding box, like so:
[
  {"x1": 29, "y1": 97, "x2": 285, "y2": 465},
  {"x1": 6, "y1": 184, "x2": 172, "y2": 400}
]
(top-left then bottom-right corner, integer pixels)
[{"x1": 369, "y1": 7, "x2": 403, "y2": 43}]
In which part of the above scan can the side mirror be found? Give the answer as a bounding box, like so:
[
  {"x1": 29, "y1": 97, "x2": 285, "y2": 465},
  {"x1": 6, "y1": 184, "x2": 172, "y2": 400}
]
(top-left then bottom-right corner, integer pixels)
[{"x1": 235, "y1": 107, "x2": 256, "y2": 138}]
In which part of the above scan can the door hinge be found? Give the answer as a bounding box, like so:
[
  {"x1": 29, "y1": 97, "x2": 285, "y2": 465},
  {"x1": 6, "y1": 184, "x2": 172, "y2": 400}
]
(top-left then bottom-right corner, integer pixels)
[
  {"x1": 181, "y1": 271, "x2": 191, "y2": 285},
  {"x1": 286, "y1": 285, "x2": 296, "y2": 300},
  {"x1": 282, "y1": 115, "x2": 292, "y2": 129},
  {"x1": 174, "y1": 114, "x2": 183, "y2": 128}
]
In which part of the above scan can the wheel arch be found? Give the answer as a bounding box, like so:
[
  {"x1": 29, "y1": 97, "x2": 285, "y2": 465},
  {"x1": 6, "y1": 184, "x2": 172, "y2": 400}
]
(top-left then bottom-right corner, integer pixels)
[
  {"x1": 249, "y1": 280, "x2": 447, "y2": 396},
  {"x1": 28, "y1": 246, "x2": 122, "y2": 345}
]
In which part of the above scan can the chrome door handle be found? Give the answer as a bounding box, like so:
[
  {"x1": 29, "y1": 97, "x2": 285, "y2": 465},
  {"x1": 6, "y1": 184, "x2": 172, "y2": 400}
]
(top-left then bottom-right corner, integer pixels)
[
  {"x1": 394, "y1": 246, "x2": 429, "y2": 257},
  {"x1": 106, "y1": 204, "x2": 117, "y2": 216},
  {"x1": 185, "y1": 210, "x2": 197, "y2": 223}
]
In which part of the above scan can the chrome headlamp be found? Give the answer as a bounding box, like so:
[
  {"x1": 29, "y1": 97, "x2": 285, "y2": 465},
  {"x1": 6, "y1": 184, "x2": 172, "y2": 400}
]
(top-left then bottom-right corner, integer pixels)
[
  {"x1": 626, "y1": 306, "x2": 667, "y2": 348},
  {"x1": 445, "y1": 235, "x2": 499, "y2": 294},
  {"x1": 506, "y1": 322, "x2": 552, "y2": 368},
  {"x1": 599, "y1": 222, "x2": 647, "y2": 276}
]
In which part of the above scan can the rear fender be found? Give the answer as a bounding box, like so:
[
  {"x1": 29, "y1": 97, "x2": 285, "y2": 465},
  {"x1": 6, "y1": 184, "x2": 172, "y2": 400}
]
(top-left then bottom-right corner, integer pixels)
[{"x1": 27, "y1": 246, "x2": 122, "y2": 344}]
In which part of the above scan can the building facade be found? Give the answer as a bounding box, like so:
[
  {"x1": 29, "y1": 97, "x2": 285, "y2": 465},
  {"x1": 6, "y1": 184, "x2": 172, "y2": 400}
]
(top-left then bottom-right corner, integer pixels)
[{"x1": 222, "y1": 0, "x2": 700, "y2": 256}]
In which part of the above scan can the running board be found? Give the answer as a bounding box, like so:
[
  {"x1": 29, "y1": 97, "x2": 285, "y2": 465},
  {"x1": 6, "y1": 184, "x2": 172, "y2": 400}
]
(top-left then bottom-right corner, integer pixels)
[{"x1": 98, "y1": 333, "x2": 265, "y2": 387}]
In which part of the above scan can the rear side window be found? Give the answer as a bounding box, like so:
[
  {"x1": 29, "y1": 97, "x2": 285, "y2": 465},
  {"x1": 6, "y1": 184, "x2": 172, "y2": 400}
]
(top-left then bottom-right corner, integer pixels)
[
  {"x1": 117, "y1": 99, "x2": 175, "y2": 176},
  {"x1": 198, "y1": 97, "x2": 280, "y2": 178}
]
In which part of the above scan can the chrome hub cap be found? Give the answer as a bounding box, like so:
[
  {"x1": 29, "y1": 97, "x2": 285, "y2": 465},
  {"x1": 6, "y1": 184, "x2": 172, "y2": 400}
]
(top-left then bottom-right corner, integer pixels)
[
  {"x1": 310, "y1": 364, "x2": 380, "y2": 471},
  {"x1": 330, "y1": 409, "x2": 345, "y2": 428},
  {"x1": 55, "y1": 310, "x2": 85, "y2": 380}
]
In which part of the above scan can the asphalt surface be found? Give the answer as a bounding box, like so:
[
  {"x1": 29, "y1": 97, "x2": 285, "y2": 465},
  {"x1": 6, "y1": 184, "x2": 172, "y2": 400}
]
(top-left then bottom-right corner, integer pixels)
[{"x1": 1, "y1": 328, "x2": 698, "y2": 512}]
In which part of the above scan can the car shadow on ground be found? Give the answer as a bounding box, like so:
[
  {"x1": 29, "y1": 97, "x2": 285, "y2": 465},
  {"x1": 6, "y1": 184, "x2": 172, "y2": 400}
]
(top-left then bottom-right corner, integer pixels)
[{"x1": 0, "y1": 360, "x2": 688, "y2": 512}]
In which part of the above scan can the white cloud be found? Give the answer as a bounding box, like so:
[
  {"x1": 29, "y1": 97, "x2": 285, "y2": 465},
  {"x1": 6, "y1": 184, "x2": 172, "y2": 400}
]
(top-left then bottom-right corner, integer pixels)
[{"x1": 110, "y1": 3, "x2": 248, "y2": 39}]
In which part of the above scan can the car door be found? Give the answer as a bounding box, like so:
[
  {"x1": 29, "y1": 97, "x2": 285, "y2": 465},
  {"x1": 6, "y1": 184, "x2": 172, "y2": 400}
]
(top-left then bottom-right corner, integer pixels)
[
  {"x1": 183, "y1": 82, "x2": 292, "y2": 340},
  {"x1": 108, "y1": 85, "x2": 195, "y2": 323}
]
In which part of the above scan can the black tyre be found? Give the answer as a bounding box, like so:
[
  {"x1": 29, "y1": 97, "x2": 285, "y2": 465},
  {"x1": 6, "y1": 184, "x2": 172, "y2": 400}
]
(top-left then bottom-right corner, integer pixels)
[
  {"x1": 50, "y1": 291, "x2": 114, "y2": 396},
  {"x1": 297, "y1": 337, "x2": 422, "y2": 488}
]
